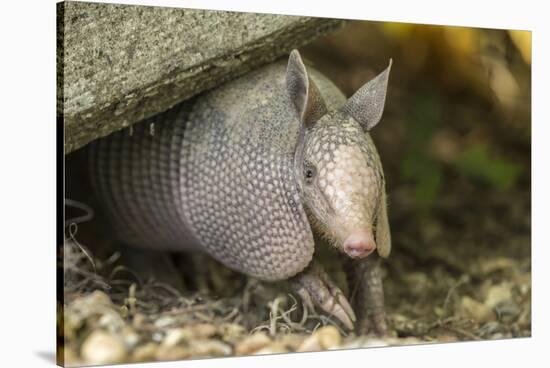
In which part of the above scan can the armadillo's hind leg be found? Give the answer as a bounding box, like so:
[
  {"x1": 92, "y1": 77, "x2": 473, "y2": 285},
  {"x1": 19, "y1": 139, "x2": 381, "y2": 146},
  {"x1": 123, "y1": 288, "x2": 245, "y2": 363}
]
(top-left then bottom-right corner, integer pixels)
[
  {"x1": 289, "y1": 261, "x2": 356, "y2": 331},
  {"x1": 117, "y1": 244, "x2": 185, "y2": 292},
  {"x1": 346, "y1": 254, "x2": 388, "y2": 336}
]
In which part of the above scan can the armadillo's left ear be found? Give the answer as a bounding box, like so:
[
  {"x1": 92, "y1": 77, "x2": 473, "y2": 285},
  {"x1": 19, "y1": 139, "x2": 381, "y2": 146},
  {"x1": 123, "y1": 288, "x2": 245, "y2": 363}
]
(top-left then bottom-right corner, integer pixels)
[
  {"x1": 376, "y1": 190, "x2": 392, "y2": 258},
  {"x1": 342, "y1": 59, "x2": 392, "y2": 131},
  {"x1": 286, "y1": 50, "x2": 328, "y2": 128}
]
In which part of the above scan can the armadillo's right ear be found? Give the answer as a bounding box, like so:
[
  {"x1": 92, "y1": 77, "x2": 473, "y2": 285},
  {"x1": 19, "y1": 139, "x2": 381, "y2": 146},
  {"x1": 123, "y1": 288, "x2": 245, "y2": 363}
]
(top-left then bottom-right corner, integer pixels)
[
  {"x1": 286, "y1": 50, "x2": 327, "y2": 129},
  {"x1": 342, "y1": 59, "x2": 392, "y2": 131}
]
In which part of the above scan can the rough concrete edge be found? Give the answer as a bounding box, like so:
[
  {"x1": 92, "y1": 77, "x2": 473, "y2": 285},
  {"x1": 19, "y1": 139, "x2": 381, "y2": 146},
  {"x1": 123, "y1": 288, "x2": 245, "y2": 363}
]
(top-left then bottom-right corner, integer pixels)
[{"x1": 60, "y1": 8, "x2": 345, "y2": 154}]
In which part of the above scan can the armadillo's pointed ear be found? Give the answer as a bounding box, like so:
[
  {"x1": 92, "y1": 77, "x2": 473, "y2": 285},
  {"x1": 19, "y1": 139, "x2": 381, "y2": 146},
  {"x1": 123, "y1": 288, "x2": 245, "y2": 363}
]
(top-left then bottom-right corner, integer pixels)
[
  {"x1": 376, "y1": 190, "x2": 392, "y2": 258},
  {"x1": 342, "y1": 59, "x2": 392, "y2": 131},
  {"x1": 286, "y1": 50, "x2": 327, "y2": 128}
]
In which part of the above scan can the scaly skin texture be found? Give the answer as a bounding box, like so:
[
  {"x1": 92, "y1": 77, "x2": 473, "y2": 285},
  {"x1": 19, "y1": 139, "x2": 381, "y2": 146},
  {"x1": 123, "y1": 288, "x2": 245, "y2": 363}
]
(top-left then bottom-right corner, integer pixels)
[
  {"x1": 346, "y1": 254, "x2": 388, "y2": 335},
  {"x1": 301, "y1": 112, "x2": 383, "y2": 244},
  {"x1": 89, "y1": 51, "x2": 392, "y2": 333}
]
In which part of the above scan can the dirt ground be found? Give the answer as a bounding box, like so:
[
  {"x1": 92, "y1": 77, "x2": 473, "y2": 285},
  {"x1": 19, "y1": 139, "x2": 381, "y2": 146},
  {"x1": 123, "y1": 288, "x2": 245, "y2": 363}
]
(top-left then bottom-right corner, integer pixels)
[
  {"x1": 59, "y1": 183, "x2": 531, "y2": 365},
  {"x1": 60, "y1": 21, "x2": 531, "y2": 366}
]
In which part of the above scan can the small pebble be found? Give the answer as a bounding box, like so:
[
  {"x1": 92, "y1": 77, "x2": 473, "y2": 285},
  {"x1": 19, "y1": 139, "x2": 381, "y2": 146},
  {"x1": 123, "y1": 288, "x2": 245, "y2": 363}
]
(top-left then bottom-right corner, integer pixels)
[
  {"x1": 485, "y1": 283, "x2": 513, "y2": 308},
  {"x1": 393, "y1": 336, "x2": 423, "y2": 345},
  {"x1": 461, "y1": 296, "x2": 496, "y2": 323},
  {"x1": 517, "y1": 309, "x2": 531, "y2": 327},
  {"x1": 63, "y1": 347, "x2": 81, "y2": 367},
  {"x1": 340, "y1": 336, "x2": 423, "y2": 349},
  {"x1": 296, "y1": 334, "x2": 321, "y2": 352},
  {"x1": 98, "y1": 311, "x2": 124, "y2": 332},
  {"x1": 235, "y1": 332, "x2": 272, "y2": 355},
  {"x1": 317, "y1": 326, "x2": 342, "y2": 349},
  {"x1": 154, "y1": 315, "x2": 176, "y2": 329},
  {"x1": 360, "y1": 338, "x2": 390, "y2": 348},
  {"x1": 191, "y1": 323, "x2": 218, "y2": 338},
  {"x1": 81, "y1": 330, "x2": 127, "y2": 365},
  {"x1": 478, "y1": 321, "x2": 500, "y2": 337},
  {"x1": 82, "y1": 290, "x2": 113, "y2": 307},
  {"x1": 479, "y1": 257, "x2": 515, "y2": 274},
  {"x1": 65, "y1": 291, "x2": 115, "y2": 333},
  {"x1": 162, "y1": 324, "x2": 218, "y2": 347},
  {"x1": 339, "y1": 338, "x2": 364, "y2": 350},
  {"x1": 519, "y1": 283, "x2": 530, "y2": 295},
  {"x1": 495, "y1": 301, "x2": 521, "y2": 322},
  {"x1": 297, "y1": 326, "x2": 342, "y2": 352},
  {"x1": 253, "y1": 342, "x2": 288, "y2": 355},
  {"x1": 131, "y1": 342, "x2": 158, "y2": 362},
  {"x1": 155, "y1": 345, "x2": 190, "y2": 361},
  {"x1": 152, "y1": 332, "x2": 164, "y2": 343},
  {"x1": 189, "y1": 339, "x2": 232, "y2": 357},
  {"x1": 163, "y1": 328, "x2": 187, "y2": 347},
  {"x1": 279, "y1": 334, "x2": 306, "y2": 350},
  {"x1": 436, "y1": 335, "x2": 459, "y2": 343},
  {"x1": 219, "y1": 323, "x2": 246, "y2": 342},
  {"x1": 122, "y1": 326, "x2": 140, "y2": 349},
  {"x1": 132, "y1": 313, "x2": 147, "y2": 329},
  {"x1": 63, "y1": 318, "x2": 79, "y2": 341}
]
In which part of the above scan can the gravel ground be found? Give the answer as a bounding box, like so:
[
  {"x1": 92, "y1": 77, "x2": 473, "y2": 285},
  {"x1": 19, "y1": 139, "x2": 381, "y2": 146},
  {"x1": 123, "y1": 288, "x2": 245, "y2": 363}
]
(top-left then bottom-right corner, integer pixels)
[{"x1": 59, "y1": 183, "x2": 530, "y2": 366}]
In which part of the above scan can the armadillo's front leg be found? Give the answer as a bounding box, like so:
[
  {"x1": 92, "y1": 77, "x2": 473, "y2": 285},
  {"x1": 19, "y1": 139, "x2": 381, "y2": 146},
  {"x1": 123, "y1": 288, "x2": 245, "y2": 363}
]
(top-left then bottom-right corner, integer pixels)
[
  {"x1": 289, "y1": 261, "x2": 356, "y2": 330},
  {"x1": 346, "y1": 254, "x2": 387, "y2": 336}
]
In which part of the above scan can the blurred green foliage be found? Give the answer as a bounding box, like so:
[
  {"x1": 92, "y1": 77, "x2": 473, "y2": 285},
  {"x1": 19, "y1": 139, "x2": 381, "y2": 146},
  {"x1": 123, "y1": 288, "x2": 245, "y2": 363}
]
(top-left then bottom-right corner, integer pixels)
[
  {"x1": 400, "y1": 92, "x2": 443, "y2": 210},
  {"x1": 454, "y1": 144, "x2": 521, "y2": 191},
  {"x1": 401, "y1": 155, "x2": 442, "y2": 209},
  {"x1": 399, "y1": 90, "x2": 522, "y2": 209}
]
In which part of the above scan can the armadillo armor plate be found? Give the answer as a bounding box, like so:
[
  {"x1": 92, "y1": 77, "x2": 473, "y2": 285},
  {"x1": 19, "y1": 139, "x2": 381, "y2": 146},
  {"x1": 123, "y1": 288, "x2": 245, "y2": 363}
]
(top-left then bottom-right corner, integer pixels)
[{"x1": 89, "y1": 61, "x2": 346, "y2": 281}]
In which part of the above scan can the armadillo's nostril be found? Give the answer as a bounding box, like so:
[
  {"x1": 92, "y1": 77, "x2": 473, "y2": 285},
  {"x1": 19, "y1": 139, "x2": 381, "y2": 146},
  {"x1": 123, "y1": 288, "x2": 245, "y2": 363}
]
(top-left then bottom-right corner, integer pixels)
[{"x1": 343, "y1": 231, "x2": 376, "y2": 259}]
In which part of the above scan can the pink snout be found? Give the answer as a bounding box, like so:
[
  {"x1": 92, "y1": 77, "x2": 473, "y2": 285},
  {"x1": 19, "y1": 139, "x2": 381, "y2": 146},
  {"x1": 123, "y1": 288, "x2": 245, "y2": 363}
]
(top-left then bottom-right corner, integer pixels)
[{"x1": 343, "y1": 231, "x2": 376, "y2": 259}]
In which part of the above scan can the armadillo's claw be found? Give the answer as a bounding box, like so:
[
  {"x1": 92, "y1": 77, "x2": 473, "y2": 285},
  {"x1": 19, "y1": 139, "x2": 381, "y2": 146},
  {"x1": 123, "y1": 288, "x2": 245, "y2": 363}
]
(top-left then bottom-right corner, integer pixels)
[
  {"x1": 316, "y1": 267, "x2": 357, "y2": 324},
  {"x1": 290, "y1": 262, "x2": 356, "y2": 331}
]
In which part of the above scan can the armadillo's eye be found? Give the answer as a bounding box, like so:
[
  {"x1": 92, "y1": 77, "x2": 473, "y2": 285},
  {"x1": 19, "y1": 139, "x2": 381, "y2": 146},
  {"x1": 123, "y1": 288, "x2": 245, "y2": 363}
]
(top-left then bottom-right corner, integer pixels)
[{"x1": 303, "y1": 161, "x2": 317, "y2": 184}]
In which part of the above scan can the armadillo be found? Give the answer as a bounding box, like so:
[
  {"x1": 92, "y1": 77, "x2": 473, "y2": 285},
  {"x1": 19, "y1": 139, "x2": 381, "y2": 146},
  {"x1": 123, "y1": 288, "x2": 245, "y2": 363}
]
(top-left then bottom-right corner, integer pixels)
[{"x1": 89, "y1": 50, "x2": 392, "y2": 335}]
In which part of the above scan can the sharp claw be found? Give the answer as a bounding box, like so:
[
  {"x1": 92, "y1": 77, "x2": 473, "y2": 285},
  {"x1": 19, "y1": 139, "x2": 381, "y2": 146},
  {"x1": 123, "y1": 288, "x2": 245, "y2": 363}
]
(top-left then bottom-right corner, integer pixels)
[
  {"x1": 290, "y1": 262, "x2": 357, "y2": 331},
  {"x1": 316, "y1": 268, "x2": 357, "y2": 323},
  {"x1": 320, "y1": 299, "x2": 354, "y2": 331},
  {"x1": 335, "y1": 292, "x2": 356, "y2": 322}
]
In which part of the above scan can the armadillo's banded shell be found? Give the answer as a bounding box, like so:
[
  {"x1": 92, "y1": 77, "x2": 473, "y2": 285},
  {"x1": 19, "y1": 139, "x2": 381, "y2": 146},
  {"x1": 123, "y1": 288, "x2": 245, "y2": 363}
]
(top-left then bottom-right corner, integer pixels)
[
  {"x1": 89, "y1": 61, "x2": 320, "y2": 281},
  {"x1": 89, "y1": 103, "x2": 200, "y2": 251},
  {"x1": 181, "y1": 79, "x2": 315, "y2": 280}
]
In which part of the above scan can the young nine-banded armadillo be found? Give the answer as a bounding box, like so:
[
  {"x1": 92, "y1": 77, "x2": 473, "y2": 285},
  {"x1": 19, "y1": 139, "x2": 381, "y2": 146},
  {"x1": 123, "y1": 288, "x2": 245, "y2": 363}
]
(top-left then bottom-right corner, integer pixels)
[{"x1": 89, "y1": 50, "x2": 392, "y2": 335}]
